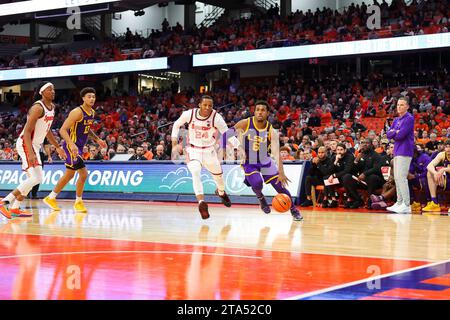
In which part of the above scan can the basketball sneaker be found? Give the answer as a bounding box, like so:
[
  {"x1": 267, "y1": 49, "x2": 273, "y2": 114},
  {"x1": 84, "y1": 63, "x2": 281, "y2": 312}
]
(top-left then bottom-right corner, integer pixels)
[
  {"x1": 0, "y1": 201, "x2": 11, "y2": 219},
  {"x1": 371, "y1": 201, "x2": 387, "y2": 210},
  {"x1": 258, "y1": 196, "x2": 271, "y2": 214},
  {"x1": 43, "y1": 196, "x2": 61, "y2": 211},
  {"x1": 291, "y1": 207, "x2": 303, "y2": 221},
  {"x1": 329, "y1": 200, "x2": 339, "y2": 208},
  {"x1": 422, "y1": 201, "x2": 441, "y2": 212},
  {"x1": 74, "y1": 200, "x2": 87, "y2": 213},
  {"x1": 370, "y1": 194, "x2": 383, "y2": 203},
  {"x1": 215, "y1": 189, "x2": 231, "y2": 207},
  {"x1": 198, "y1": 201, "x2": 210, "y2": 219},
  {"x1": 386, "y1": 202, "x2": 402, "y2": 212},
  {"x1": 411, "y1": 202, "x2": 422, "y2": 212},
  {"x1": 10, "y1": 208, "x2": 33, "y2": 218}
]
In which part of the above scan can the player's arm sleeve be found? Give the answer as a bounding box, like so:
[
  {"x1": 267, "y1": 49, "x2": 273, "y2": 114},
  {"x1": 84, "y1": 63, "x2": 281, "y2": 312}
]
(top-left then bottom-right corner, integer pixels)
[
  {"x1": 215, "y1": 115, "x2": 240, "y2": 148},
  {"x1": 171, "y1": 110, "x2": 190, "y2": 140}
]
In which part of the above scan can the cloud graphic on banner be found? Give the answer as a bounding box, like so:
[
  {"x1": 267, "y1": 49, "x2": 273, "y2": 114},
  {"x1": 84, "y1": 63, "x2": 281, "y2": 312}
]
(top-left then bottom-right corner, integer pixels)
[
  {"x1": 160, "y1": 167, "x2": 216, "y2": 191},
  {"x1": 225, "y1": 165, "x2": 248, "y2": 194}
]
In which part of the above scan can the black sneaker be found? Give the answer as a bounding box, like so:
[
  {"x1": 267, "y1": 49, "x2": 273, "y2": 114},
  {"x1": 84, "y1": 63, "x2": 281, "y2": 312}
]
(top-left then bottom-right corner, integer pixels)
[
  {"x1": 258, "y1": 196, "x2": 271, "y2": 214},
  {"x1": 215, "y1": 189, "x2": 231, "y2": 207},
  {"x1": 329, "y1": 200, "x2": 339, "y2": 208},
  {"x1": 322, "y1": 200, "x2": 329, "y2": 208},
  {"x1": 366, "y1": 198, "x2": 372, "y2": 210},
  {"x1": 291, "y1": 206, "x2": 303, "y2": 221},
  {"x1": 349, "y1": 200, "x2": 364, "y2": 209},
  {"x1": 343, "y1": 200, "x2": 352, "y2": 208},
  {"x1": 198, "y1": 201, "x2": 210, "y2": 219},
  {"x1": 300, "y1": 199, "x2": 313, "y2": 207}
]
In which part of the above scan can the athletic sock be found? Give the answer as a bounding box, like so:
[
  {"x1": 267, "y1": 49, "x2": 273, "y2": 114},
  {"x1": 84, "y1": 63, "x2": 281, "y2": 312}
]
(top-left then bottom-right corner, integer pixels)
[
  {"x1": 48, "y1": 191, "x2": 58, "y2": 199},
  {"x1": 11, "y1": 200, "x2": 21, "y2": 210},
  {"x1": 2, "y1": 193, "x2": 16, "y2": 204}
]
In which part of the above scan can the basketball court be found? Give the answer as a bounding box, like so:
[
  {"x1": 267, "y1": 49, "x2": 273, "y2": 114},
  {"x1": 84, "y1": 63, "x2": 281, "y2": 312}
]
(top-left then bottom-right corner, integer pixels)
[{"x1": 1, "y1": 200, "x2": 449, "y2": 300}]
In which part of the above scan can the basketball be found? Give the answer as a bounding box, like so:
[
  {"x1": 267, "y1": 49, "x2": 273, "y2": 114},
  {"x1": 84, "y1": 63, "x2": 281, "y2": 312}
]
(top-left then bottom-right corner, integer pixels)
[{"x1": 272, "y1": 193, "x2": 291, "y2": 213}]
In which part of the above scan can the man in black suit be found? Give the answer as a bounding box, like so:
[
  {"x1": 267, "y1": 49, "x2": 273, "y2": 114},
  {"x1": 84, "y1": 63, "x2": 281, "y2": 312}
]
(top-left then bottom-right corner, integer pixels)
[{"x1": 342, "y1": 138, "x2": 385, "y2": 209}]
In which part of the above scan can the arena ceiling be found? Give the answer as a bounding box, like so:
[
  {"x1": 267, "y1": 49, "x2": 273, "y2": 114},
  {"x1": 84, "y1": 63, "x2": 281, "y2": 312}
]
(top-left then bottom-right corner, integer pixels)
[{"x1": 0, "y1": 0, "x2": 252, "y2": 25}]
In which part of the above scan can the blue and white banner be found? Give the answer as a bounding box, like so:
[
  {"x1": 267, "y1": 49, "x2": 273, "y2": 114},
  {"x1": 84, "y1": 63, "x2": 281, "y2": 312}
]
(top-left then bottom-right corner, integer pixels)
[
  {"x1": 0, "y1": 161, "x2": 305, "y2": 197},
  {"x1": 193, "y1": 33, "x2": 450, "y2": 67},
  {"x1": 0, "y1": 57, "x2": 168, "y2": 81}
]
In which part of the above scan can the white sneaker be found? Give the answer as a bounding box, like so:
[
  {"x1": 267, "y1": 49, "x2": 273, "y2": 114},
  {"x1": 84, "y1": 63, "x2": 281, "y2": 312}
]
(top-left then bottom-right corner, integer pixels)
[
  {"x1": 387, "y1": 202, "x2": 402, "y2": 212},
  {"x1": 395, "y1": 203, "x2": 411, "y2": 214}
]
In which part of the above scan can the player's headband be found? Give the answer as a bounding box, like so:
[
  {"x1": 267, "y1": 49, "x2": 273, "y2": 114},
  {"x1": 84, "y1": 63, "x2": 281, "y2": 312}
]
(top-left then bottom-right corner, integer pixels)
[{"x1": 39, "y1": 82, "x2": 53, "y2": 95}]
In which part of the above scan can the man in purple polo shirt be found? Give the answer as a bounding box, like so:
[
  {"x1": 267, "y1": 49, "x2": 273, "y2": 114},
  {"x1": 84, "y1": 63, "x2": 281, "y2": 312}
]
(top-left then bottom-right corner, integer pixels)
[{"x1": 386, "y1": 97, "x2": 415, "y2": 213}]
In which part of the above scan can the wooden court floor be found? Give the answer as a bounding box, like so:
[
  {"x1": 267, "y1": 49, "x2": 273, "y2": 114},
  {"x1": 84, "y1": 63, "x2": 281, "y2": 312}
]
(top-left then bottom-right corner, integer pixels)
[{"x1": 1, "y1": 199, "x2": 450, "y2": 300}]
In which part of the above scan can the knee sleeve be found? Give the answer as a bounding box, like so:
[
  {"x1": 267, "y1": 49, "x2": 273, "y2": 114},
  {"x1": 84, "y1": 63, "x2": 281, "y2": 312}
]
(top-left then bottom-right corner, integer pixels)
[
  {"x1": 17, "y1": 166, "x2": 43, "y2": 195},
  {"x1": 211, "y1": 173, "x2": 225, "y2": 192},
  {"x1": 187, "y1": 160, "x2": 203, "y2": 196}
]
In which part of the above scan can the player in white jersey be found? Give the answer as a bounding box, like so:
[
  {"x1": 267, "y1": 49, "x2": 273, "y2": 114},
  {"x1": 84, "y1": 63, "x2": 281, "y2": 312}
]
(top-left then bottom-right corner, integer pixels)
[
  {"x1": 0, "y1": 82, "x2": 66, "y2": 219},
  {"x1": 171, "y1": 95, "x2": 239, "y2": 219}
]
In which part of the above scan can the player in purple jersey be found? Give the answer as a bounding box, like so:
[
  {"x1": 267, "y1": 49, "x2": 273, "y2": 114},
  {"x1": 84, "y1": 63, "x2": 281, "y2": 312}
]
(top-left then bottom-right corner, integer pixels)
[
  {"x1": 223, "y1": 100, "x2": 303, "y2": 221},
  {"x1": 43, "y1": 87, "x2": 106, "y2": 213}
]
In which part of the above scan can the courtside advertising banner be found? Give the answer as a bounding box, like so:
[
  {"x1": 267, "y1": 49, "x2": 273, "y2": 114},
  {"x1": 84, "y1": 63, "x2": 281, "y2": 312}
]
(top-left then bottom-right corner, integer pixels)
[{"x1": 0, "y1": 161, "x2": 305, "y2": 197}]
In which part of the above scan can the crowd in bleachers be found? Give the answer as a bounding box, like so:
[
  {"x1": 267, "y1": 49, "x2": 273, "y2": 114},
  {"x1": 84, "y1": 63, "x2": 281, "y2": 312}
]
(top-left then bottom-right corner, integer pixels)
[
  {"x1": 0, "y1": 0, "x2": 448, "y2": 70},
  {"x1": 1, "y1": 64, "x2": 450, "y2": 209}
]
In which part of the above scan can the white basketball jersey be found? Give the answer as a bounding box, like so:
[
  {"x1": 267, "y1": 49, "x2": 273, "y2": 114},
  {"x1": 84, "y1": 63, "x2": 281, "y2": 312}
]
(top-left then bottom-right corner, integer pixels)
[
  {"x1": 19, "y1": 100, "x2": 55, "y2": 147},
  {"x1": 188, "y1": 109, "x2": 218, "y2": 148}
]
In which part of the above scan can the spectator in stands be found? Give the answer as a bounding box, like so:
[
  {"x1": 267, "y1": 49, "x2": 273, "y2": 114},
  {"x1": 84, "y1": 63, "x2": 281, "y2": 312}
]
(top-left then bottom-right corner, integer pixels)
[
  {"x1": 153, "y1": 144, "x2": 169, "y2": 160},
  {"x1": 280, "y1": 146, "x2": 295, "y2": 161},
  {"x1": 89, "y1": 145, "x2": 103, "y2": 160},
  {"x1": 116, "y1": 144, "x2": 126, "y2": 154},
  {"x1": 162, "y1": 18, "x2": 170, "y2": 32},
  {"x1": 142, "y1": 142, "x2": 154, "y2": 160},
  {"x1": 418, "y1": 130, "x2": 430, "y2": 145},
  {"x1": 342, "y1": 138, "x2": 384, "y2": 209},
  {"x1": 300, "y1": 146, "x2": 333, "y2": 207},
  {"x1": 308, "y1": 111, "x2": 321, "y2": 127},
  {"x1": 129, "y1": 146, "x2": 148, "y2": 160},
  {"x1": 82, "y1": 145, "x2": 90, "y2": 160},
  {"x1": 425, "y1": 133, "x2": 439, "y2": 154},
  {"x1": 351, "y1": 118, "x2": 367, "y2": 133},
  {"x1": 419, "y1": 96, "x2": 433, "y2": 112},
  {"x1": 324, "y1": 143, "x2": 355, "y2": 208},
  {"x1": 100, "y1": 148, "x2": 109, "y2": 161}
]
